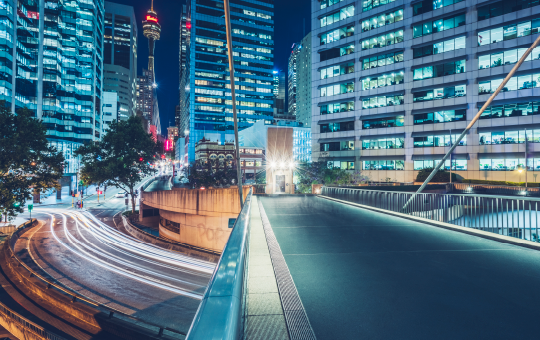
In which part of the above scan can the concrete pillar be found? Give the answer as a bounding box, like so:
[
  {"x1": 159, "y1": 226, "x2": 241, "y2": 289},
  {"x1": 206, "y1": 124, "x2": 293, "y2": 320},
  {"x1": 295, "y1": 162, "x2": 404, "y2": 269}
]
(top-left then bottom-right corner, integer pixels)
[
  {"x1": 56, "y1": 185, "x2": 62, "y2": 199},
  {"x1": 33, "y1": 189, "x2": 40, "y2": 204}
]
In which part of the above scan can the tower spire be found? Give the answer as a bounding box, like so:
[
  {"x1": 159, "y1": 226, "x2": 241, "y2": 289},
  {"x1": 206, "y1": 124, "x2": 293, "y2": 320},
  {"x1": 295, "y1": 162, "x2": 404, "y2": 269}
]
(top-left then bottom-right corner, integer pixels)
[{"x1": 151, "y1": 0, "x2": 154, "y2": 11}]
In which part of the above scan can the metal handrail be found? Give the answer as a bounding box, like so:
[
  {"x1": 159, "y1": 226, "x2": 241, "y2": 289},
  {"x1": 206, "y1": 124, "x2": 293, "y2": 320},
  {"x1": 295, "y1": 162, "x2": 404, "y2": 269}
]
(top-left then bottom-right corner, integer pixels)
[
  {"x1": 186, "y1": 188, "x2": 253, "y2": 339},
  {"x1": 7, "y1": 220, "x2": 187, "y2": 338},
  {"x1": 321, "y1": 186, "x2": 540, "y2": 243},
  {"x1": 0, "y1": 301, "x2": 65, "y2": 340}
]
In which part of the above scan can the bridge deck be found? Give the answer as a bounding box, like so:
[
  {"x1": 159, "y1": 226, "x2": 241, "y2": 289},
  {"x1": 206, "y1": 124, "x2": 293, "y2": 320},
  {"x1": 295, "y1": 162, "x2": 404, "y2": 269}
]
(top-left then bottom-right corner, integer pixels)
[{"x1": 258, "y1": 195, "x2": 540, "y2": 340}]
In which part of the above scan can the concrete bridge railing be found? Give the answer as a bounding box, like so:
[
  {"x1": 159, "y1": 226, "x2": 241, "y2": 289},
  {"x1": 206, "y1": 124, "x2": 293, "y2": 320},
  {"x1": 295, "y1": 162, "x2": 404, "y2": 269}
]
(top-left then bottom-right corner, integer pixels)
[
  {"x1": 186, "y1": 188, "x2": 252, "y2": 339},
  {"x1": 322, "y1": 186, "x2": 540, "y2": 245}
]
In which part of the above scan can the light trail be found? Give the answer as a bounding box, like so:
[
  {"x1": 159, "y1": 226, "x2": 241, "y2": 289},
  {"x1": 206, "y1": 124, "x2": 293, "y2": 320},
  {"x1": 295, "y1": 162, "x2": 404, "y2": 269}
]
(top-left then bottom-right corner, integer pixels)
[{"x1": 42, "y1": 211, "x2": 214, "y2": 300}]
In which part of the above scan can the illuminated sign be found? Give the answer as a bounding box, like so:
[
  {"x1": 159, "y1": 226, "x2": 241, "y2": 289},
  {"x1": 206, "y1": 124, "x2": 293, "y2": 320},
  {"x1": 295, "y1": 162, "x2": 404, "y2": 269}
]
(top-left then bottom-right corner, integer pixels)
[
  {"x1": 165, "y1": 140, "x2": 170, "y2": 151},
  {"x1": 186, "y1": 22, "x2": 191, "y2": 30},
  {"x1": 146, "y1": 15, "x2": 158, "y2": 22},
  {"x1": 27, "y1": 11, "x2": 39, "y2": 19}
]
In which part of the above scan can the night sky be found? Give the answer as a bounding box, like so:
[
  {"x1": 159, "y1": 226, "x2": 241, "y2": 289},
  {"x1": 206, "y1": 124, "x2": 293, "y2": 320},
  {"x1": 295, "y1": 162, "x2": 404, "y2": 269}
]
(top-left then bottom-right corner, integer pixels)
[{"x1": 109, "y1": 0, "x2": 311, "y2": 136}]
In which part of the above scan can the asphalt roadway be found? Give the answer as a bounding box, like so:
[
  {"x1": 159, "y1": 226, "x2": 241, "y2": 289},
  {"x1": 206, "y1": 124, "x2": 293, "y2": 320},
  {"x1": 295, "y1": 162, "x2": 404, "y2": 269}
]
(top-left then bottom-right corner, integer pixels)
[
  {"x1": 12, "y1": 177, "x2": 212, "y2": 334},
  {"x1": 259, "y1": 195, "x2": 540, "y2": 340}
]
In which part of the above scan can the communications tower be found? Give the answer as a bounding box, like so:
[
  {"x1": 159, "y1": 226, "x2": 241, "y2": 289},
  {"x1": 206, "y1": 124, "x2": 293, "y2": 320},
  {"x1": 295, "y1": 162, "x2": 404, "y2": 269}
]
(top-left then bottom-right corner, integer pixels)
[{"x1": 142, "y1": 0, "x2": 161, "y2": 74}]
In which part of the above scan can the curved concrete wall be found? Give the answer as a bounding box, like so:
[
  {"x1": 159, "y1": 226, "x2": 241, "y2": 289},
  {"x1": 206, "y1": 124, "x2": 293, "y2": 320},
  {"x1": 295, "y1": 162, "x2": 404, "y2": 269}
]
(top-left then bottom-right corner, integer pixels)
[{"x1": 141, "y1": 187, "x2": 250, "y2": 251}]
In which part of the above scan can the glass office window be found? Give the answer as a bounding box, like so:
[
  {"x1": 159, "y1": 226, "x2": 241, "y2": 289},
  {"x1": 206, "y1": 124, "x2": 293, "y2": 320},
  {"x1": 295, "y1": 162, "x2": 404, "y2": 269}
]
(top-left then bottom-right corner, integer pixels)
[
  {"x1": 320, "y1": 121, "x2": 355, "y2": 133},
  {"x1": 478, "y1": 19, "x2": 540, "y2": 46},
  {"x1": 479, "y1": 130, "x2": 540, "y2": 145},
  {"x1": 362, "y1": 51, "x2": 403, "y2": 70},
  {"x1": 361, "y1": 116, "x2": 404, "y2": 129},
  {"x1": 362, "y1": 8, "x2": 403, "y2": 32},
  {"x1": 320, "y1": 141, "x2": 355, "y2": 151},
  {"x1": 362, "y1": 160, "x2": 404, "y2": 170},
  {"x1": 362, "y1": 94, "x2": 404, "y2": 108},
  {"x1": 320, "y1": 101, "x2": 354, "y2": 115},
  {"x1": 320, "y1": 0, "x2": 346, "y2": 10},
  {"x1": 413, "y1": 36, "x2": 466, "y2": 58},
  {"x1": 321, "y1": 25, "x2": 354, "y2": 45},
  {"x1": 362, "y1": 0, "x2": 397, "y2": 12},
  {"x1": 328, "y1": 160, "x2": 355, "y2": 170},
  {"x1": 320, "y1": 62, "x2": 355, "y2": 79},
  {"x1": 413, "y1": 14, "x2": 465, "y2": 38},
  {"x1": 479, "y1": 47, "x2": 539, "y2": 69},
  {"x1": 412, "y1": 60, "x2": 465, "y2": 80},
  {"x1": 361, "y1": 30, "x2": 404, "y2": 50},
  {"x1": 320, "y1": 82, "x2": 355, "y2": 97},
  {"x1": 478, "y1": 0, "x2": 540, "y2": 21},
  {"x1": 413, "y1": 109, "x2": 466, "y2": 124},
  {"x1": 413, "y1": 0, "x2": 464, "y2": 16},
  {"x1": 320, "y1": 5, "x2": 355, "y2": 27},
  {"x1": 413, "y1": 85, "x2": 466, "y2": 102},
  {"x1": 362, "y1": 137, "x2": 404, "y2": 149},
  {"x1": 479, "y1": 72, "x2": 540, "y2": 94},
  {"x1": 361, "y1": 71, "x2": 404, "y2": 90}
]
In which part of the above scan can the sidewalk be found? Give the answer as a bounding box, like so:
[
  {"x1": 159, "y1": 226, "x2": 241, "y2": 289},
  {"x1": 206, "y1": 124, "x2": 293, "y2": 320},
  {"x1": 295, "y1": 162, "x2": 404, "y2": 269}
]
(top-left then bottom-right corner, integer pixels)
[{"x1": 23, "y1": 184, "x2": 99, "y2": 207}]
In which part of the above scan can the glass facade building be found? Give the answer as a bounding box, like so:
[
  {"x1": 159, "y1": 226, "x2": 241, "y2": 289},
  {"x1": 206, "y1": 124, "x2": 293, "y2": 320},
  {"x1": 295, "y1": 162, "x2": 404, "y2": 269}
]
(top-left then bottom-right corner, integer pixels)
[
  {"x1": 103, "y1": 1, "x2": 137, "y2": 120},
  {"x1": 0, "y1": 0, "x2": 104, "y2": 175},
  {"x1": 180, "y1": 0, "x2": 274, "y2": 163},
  {"x1": 311, "y1": 0, "x2": 540, "y2": 182}
]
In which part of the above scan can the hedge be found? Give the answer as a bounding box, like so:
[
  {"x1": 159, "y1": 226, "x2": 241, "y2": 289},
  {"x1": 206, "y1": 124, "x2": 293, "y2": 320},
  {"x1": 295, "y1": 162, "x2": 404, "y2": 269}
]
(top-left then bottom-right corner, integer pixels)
[{"x1": 415, "y1": 168, "x2": 457, "y2": 183}]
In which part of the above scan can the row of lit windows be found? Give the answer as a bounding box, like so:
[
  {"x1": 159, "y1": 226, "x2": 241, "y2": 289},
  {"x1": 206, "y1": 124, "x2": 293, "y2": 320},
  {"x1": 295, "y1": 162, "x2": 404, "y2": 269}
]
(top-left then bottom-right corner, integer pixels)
[
  {"x1": 363, "y1": 160, "x2": 404, "y2": 170},
  {"x1": 361, "y1": 30, "x2": 403, "y2": 50},
  {"x1": 479, "y1": 130, "x2": 540, "y2": 145},
  {"x1": 320, "y1": 0, "x2": 346, "y2": 10},
  {"x1": 413, "y1": 13, "x2": 465, "y2": 38},
  {"x1": 413, "y1": 0, "x2": 464, "y2": 16},
  {"x1": 362, "y1": 94, "x2": 404, "y2": 109},
  {"x1": 320, "y1": 101, "x2": 354, "y2": 115},
  {"x1": 362, "y1": 0, "x2": 396, "y2": 13},
  {"x1": 321, "y1": 25, "x2": 354, "y2": 45},
  {"x1": 361, "y1": 71, "x2": 404, "y2": 90},
  {"x1": 413, "y1": 135, "x2": 466, "y2": 147},
  {"x1": 362, "y1": 137, "x2": 404, "y2": 150},
  {"x1": 413, "y1": 85, "x2": 466, "y2": 102},
  {"x1": 477, "y1": 0, "x2": 540, "y2": 21},
  {"x1": 480, "y1": 101, "x2": 540, "y2": 119},
  {"x1": 413, "y1": 60, "x2": 465, "y2": 81},
  {"x1": 328, "y1": 161, "x2": 355, "y2": 170},
  {"x1": 361, "y1": 8, "x2": 403, "y2": 32},
  {"x1": 479, "y1": 73, "x2": 540, "y2": 94},
  {"x1": 362, "y1": 116, "x2": 404, "y2": 129},
  {"x1": 478, "y1": 19, "x2": 540, "y2": 46},
  {"x1": 320, "y1": 62, "x2": 354, "y2": 79},
  {"x1": 320, "y1": 5, "x2": 354, "y2": 27},
  {"x1": 414, "y1": 159, "x2": 467, "y2": 170},
  {"x1": 479, "y1": 47, "x2": 540, "y2": 70},
  {"x1": 362, "y1": 51, "x2": 403, "y2": 70},
  {"x1": 320, "y1": 82, "x2": 354, "y2": 97},
  {"x1": 414, "y1": 110, "x2": 466, "y2": 125},
  {"x1": 320, "y1": 121, "x2": 355, "y2": 133},
  {"x1": 480, "y1": 158, "x2": 540, "y2": 171},
  {"x1": 413, "y1": 36, "x2": 465, "y2": 59}
]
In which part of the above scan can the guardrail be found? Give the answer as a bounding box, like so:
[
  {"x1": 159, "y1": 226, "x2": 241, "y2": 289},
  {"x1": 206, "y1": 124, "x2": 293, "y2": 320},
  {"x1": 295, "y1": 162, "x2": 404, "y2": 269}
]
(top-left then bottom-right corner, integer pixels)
[
  {"x1": 322, "y1": 187, "x2": 540, "y2": 243},
  {"x1": 450, "y1": 182, "x2": 540, "y2": 197},
  {"x1": 7, "y1": 219, "x2": 186, "y2": 338},
  {"x1": 186, "y1": 188, "x2": 253, "y2": 339},
  {"x1": 0, "y1": 300, "x2": 65, "y2": 340}
]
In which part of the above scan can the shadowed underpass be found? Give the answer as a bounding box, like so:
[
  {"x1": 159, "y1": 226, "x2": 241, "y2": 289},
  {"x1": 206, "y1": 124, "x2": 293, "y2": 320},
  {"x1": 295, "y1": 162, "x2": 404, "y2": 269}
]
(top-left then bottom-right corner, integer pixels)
[{"x1": 259, "y1": 195, "x2": 540, "y2": 340}]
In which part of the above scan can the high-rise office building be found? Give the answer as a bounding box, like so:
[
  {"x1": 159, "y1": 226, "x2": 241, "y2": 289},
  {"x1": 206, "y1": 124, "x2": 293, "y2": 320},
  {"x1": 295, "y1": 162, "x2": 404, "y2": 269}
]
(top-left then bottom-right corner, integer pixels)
[
  {"x1": 288, "y1": 43, "x2": 301, "y2": 115},
  {"x1": 312, "y1": 0, "x2": 540, "y2": 182},
  {"x1": 296, "y1": 32, "x2": 312, "y2": 128},
  {"x1": 104, "y1": 2, "x2": 137, "y2": 120},
  {"x1": 177, "y1": 4, "x2": 189, "y2": 130},
  {"x1": 0, "y1": 0, "x2": 105, "y2": 176},
  {"x1": 179, "y1": 0, "x2": 275, "y2": 163},
  {"x1": 273, "y1": 69, "x2": 286, "y2": 116},
  {"x1": 141, "y1": 0, "x2": 161, "y2": 139}
]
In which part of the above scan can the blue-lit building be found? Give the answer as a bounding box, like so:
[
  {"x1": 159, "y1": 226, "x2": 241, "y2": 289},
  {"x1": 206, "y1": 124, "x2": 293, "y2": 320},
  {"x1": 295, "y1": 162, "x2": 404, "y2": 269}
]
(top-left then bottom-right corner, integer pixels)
[
  {"x1": 0, "y1": 0, "x2": 104, "y2": 176},
  {"x1": 179, "y1": 0, "x2": 275, "y2": 163}
]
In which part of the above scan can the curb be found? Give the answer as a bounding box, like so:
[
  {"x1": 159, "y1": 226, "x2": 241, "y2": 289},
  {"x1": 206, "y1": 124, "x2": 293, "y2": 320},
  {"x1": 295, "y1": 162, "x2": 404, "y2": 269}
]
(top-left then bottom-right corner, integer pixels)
[{"x1": 318, "y1": 195, "x2": 540, "y2": 252}]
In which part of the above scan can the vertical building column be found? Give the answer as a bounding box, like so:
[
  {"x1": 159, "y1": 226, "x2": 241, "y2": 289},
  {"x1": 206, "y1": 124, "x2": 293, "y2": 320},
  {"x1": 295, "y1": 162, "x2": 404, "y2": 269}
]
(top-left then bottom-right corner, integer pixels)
[{"x1": 37, "y1": 0, "x2": 45, "y2": 120}]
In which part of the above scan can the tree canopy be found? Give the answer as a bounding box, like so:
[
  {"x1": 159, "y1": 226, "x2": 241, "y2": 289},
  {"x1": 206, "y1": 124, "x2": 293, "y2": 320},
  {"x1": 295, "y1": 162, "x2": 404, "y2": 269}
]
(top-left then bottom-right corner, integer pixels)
[
  {"x1": 182, "y1": 160, "x2": 238, "y2": 189},
  {"x1": 296, "y1": 161, "x2": 369, "y2": 193},
  {"x1": 75, "y1": 116, "x2": 156, "y2": 212},
  {"x1": 0, "y1": 103, "x2": 64, "y2": 222}
]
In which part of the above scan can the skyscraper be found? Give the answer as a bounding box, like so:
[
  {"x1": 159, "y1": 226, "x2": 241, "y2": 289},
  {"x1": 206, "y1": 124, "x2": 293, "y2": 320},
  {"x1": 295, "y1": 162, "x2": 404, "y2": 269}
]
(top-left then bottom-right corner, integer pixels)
[
  {"x1": 296, "y1": 33, "x2": 312, "y2": 128},
  {"x1": 179, "y1": 0, "x2": 275, "y2": 163},
  {"x1": 311, "y1": 0, "x2": 540, "y2": 182},
  {"x1": 104, "y1": 2, "x2": 137, "y2": 120},
  {"x1": 141, "y1": 0, "x2": 161, "y2": 139},
  {"x1": 272, "y1": 70, "x2": 286, "y2": 116},
  {"x1": 0, "y1": 0, "x2": 105, "y2": 176},
  {"x1": 177, "y1": 4, "x2": 189, "y2": 130},
  {"x1": 288, "y1": 43, "x2": 301, "y2": 115}
]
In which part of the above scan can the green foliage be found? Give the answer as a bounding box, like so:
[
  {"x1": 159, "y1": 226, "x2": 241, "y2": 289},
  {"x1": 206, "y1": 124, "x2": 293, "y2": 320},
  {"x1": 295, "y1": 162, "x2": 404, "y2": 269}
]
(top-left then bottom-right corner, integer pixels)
[
  {"x1": 462, "y1": 179, "x2": 539, "y2": 187},
  {"x1": 182, "y1": 160, "x2": 239, "y2": 189},
  {"x1": 415, "y1": 168, "x2": 457, "y2": 183},
  {"x1": 75, "y1": 116, "x2": 156, "y2": 212},
  {"x1": 0, "y1": 103, "x2": 64, "y2": 222},
  {"x1": 295, "y1": 162, "x2": 370, "y2": 193}
]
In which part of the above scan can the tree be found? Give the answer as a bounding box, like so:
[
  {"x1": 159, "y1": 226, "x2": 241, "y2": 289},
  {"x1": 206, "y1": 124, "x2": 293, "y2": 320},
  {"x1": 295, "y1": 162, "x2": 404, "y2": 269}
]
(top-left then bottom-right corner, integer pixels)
[
  {"x1": 295, "y1": 162, "x2": 370, "y2": 193},
  {"x1": 0, "y1": 103, "x2": 64, "y2": 222},
  {"x1": 75, "y1": 116, "x2": 156, "y2": 212},
  {"x1": 182, "y1": 160, "x2": 238, "y2": 189}
]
